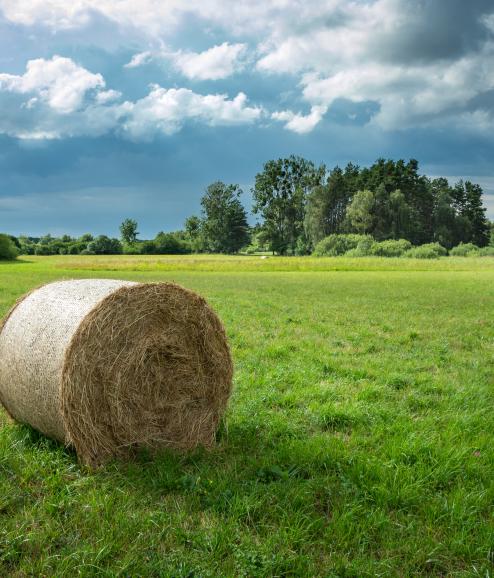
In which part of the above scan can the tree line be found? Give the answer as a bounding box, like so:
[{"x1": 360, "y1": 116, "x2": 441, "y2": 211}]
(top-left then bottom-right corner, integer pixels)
[
  {"x1": 251, "y1": 156, "x2": 490, "y2": 254},
  {"x1": 4, "y1": 157, "x2": 492, "y2": 259}
]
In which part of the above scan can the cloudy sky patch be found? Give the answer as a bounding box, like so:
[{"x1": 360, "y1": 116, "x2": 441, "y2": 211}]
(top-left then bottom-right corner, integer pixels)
[{"x1": 0, "y1": 0, "x2": 493, "y2": 235}]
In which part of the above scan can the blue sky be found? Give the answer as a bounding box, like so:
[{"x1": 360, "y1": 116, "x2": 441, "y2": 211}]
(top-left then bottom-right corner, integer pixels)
[{"x1": 0, "y1": 0, "x2": 493, "y2": 238}]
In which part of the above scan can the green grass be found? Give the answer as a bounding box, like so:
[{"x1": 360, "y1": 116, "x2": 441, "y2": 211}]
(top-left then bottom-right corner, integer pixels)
[{"x1": 1, "y1": 255, "x2": 494, "y2": 576}]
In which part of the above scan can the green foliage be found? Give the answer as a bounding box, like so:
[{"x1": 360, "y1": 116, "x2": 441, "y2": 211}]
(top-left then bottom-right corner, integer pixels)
[
  {"x1": 153, "y1": 232, "x2": 190, "y2": 254},
  {"x1": 67, "y1": 243, "x2": 87, "y2": 255},
  {"x1": 404, "y1": 243, "x2": 447, "y2": 259},
  {"x1": 478, "y1": 246, "x2": 494, "y2": 257},
  {"x1": 34, "y1": 242, "x2": 59, "y2": 255},
  {"x1": 87, "y1": 235, "x2": 122, "y2": 255},
  {"x1": 344, "y1": 236, "x2": 375, "y2": 257},
  {"x1": 294, "y1": 234, "x2": 311, "y2": 256},
  {"x1": 314, "y1": 234, "x2": 372, "y2": 256},
  {"x1": 8, "y1": 235, "x2": 21, "y2": 250},
  {"x1": 243, "y1": 229, "x2": 270, "y2": 254},
  {"x1": 136, "y1": 240, "x2": 157, "y2": 255},
  {"x1": 133, "y1": 233, "x2": 191, "y2": 255},
  {"x1": 304, "y1": 159, "x2": 488, "y2": 250},
  {"x1": 305, "y1": 166, "x2": 353, "y2": 246},
  {"x1": 346, "y1": 189, "x2": 375, "y2": 233},
  {"x1": 370, "y1": 239, "x2": 412, "y2": 257},
  {"x1": 184, "y1": 215, "x2": 206, "y2": 252},
  {"x1": 0, "y1": 234, "x2": 18, "y2": 260},
  {"x1": 18, "y1": 236, "x2": 35, "y2": 255},
  {"x1": 119, "y1": 218, "x2": 139, "y2": 245},
  {"x1": 12, "y1": 158, "x2": 490, "y2": 260},
  {"x1": 253, "y1": 156, "x2": 325, "y2": 254},
  {"x1": 450, "y1": 243, "x2": 480, "y2": 257},
  {"x1": 464, "y1": 181, "x2": 489, "y2": 246},
  {"x1": 121, "y1": 243, "x2": 139, "y2": 255},
  {"x1": 201, "y1": 182, "x2": 250, "y2": 253},
  {"x1": 17, "y1": 234, "x2": 93, "y2": 256}
]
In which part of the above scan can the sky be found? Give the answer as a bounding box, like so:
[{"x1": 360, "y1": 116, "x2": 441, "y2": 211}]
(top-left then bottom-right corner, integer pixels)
[{"x1": 0, "y1": 0, "x2": 493, "y2": 238}]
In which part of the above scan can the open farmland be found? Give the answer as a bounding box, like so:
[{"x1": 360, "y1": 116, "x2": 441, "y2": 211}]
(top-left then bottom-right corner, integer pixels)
[{"x1": 1, "y1": 255, "x2": 493, "y2": 577}]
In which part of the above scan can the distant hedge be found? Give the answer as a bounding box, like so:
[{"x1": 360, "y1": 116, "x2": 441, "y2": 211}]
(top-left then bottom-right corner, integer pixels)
[
  {"x1": 314, "y1": 234, "x2": 450, "y2": 259},
  {"x1": 313, "y1": 234, "x2": 372, "y2": 256},
  {"x1": 449, "y1": 243, "x2": 479, "y2": 257},
  {"x1": 404, "y1": 243, "x2": 448, "y2": 259}
]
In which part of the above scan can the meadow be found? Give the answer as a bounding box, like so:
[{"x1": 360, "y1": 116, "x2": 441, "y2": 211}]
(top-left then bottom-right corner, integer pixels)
[{"x1": 1, "y1": 255, "x2": 493, "y2": 577}]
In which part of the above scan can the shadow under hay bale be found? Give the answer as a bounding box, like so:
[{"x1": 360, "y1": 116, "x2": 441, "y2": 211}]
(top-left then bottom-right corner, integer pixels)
[{"x1": 0, "y1": 279, "x2": 233, "y2": 467}]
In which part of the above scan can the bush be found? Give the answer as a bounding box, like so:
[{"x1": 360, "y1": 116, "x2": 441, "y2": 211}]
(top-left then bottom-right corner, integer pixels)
[
  {"x1": 123, "y1": 242, "x2": 141, "y2": 255},
  {"x1": 9, "y1": 235, "x2": 21, "y2": 250},
  {"x1": 243, "y1": 244, "x2": 258, "y2": 255},
  {"x1": 87, "y1": 236, "x2": 122, "y2": 255},
  {"x1": 0, "y1": 233, "x2": 19, "y2": 260},
  {"x1": 404, "y1": 243, "x2": 447, "y2": 259},
  {"x1": 314, "y1": 234, "x2": 372, "y2": 256},
  {"x1": 34, "y1": 243, "x2": 58, "y2": 255},
  {"x1": 67, "y1": 242, "x2": 87, "y2": 255},
  {"x1": 370, "y1": 239, "x2": 412, "y2": 257},
  {"x1": 449, "y1": 242, "x2": 479, "y2": 257},
  {"x1": 138, "y1": 240, "x2": 157, "y2": 255},
  {"x1": 294, "y1": 235, "x2": 311, "y2": 256},
  {"x1": 18, "y1": 237, "x2": 35, "y2": 255},
  {"x1": 478, "y1": 246, "x2": 494, "y2": 257},
  {"x1": 153, "y1": 232, "x2": 190, "y2": 254},
  {"x1": 342, "y1": 236, "x2": 374, "y2": 257}
]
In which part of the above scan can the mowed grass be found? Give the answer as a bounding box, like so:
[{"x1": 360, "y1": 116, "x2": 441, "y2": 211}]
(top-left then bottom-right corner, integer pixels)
[{"x1": 1, "y1": 255, "x2": 493, "y2": 577}]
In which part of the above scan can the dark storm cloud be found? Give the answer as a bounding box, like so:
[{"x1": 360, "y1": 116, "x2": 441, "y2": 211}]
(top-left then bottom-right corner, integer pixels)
[{"x1": 373, "y1": 0, "x2": 494, "y2": 64}]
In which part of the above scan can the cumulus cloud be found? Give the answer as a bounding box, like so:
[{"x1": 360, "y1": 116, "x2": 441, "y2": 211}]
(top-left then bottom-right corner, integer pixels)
[
  {"x1": 95, "y1": 89, "x2": 122, "y2": 104},
  {"x1": 254, "y1": 0, "x2": 494, "y2": 131},
  {"x1": 170, "y1": 43, "x2": 246, "y2": 80},
  {"x1": 120, "y1": 86, "x2": 262, "y2": 139},
  {"x1": 272, "y1": 105, "x2": 327, "y2": 134},
  {"x1": 301, "y1": 43, "x2": 494, "y2": 130},
  {"x1": 0, "y1": 55, "x2": 105, "y2": 113},
  {"x1": 125, "y1": 43, "x2": 247, "y2": 81},
  {"x1": 0, "y1": 57, "x2": 262, "y2": 139}
]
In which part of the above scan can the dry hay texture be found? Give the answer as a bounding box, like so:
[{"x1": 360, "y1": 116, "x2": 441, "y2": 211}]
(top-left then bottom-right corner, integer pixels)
[{"x1": 0, "y1": 279, "x2": 233, "y2": 467}]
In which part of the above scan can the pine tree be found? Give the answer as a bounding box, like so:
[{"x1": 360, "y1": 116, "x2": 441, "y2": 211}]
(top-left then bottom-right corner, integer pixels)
[{"x1": 464, "y1": 181, "x2": 489, "y2": 246}]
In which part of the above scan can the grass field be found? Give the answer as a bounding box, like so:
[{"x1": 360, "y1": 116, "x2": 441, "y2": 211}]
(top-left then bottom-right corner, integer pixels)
[{"x1": 1, "y1": 255, "x2": 493, "y2": 577}]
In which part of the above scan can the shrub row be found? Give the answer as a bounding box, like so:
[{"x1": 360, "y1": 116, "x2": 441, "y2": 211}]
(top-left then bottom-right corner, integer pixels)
[{"x1": 313, "y1": 234, "x2": 490, "y2": 259}]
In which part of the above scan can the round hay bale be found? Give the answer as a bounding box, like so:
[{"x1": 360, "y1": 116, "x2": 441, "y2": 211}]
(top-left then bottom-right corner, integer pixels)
[{"x1": 0, "y1": 279, "x2": 233, "y2": 467}]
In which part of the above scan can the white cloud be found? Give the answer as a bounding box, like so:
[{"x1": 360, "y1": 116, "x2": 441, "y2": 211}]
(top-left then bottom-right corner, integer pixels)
[
  {"x1": 95, "y1": 89, "x2": 122, "y2": 104},
  {"x1": 124, "y1": 51, "x2": 154, "y2": 69},
  {"x1": 120, "y1": 86, "x2": 262, "y2": 139},
  {"x1": 0, "y1": 0, "x2": 297, "y2": 37},
  {"x1": 125, "y1": 43, "x2": 247, "y2": 81},
  {"x1": 1, "y1": 1, "x2": 494, "y2": 134},
  {"x1": 301, "y1": 44, "x2": 494, "y2": 130},
  {"x1": 0, "y1": 0, "x2": 184, "y2": 35},
  {"x1": 171, "y1": 42, "x2": 246, "y2": 80},
  {"x1": 272, "y1": 105, "x2": 327, "y2": 134},
  {"x1": 0, "y1": 55, "x2": 105, "y2": 113},
  {"x1": 0, "y1": 57, "x2": 263, "y2": 140}
]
